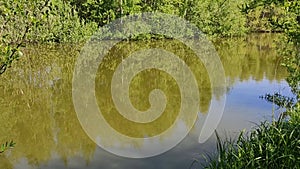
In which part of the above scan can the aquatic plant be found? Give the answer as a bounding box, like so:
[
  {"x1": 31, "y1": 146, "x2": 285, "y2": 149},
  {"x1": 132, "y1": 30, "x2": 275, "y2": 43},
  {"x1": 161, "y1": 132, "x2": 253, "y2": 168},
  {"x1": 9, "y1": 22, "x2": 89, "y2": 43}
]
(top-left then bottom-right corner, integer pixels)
[{"x1": 0, "y1": 141, "x2": 15, "y2": 154}]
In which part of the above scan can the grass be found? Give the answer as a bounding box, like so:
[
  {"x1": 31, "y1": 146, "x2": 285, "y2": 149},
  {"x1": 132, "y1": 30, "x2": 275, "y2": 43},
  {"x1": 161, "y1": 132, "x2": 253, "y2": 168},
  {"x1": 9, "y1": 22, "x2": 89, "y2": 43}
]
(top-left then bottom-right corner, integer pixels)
[
  {"x1": 0, "y1": 141, "x2": 15, "y2": 154},
  {"x1": 201, "y1": 108, "x2": 300, "y2": 169}
]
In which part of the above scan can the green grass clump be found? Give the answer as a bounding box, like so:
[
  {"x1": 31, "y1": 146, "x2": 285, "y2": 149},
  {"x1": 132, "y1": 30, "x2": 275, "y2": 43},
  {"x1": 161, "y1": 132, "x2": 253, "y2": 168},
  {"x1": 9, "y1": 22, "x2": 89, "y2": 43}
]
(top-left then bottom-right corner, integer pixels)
[{"x1": 203, "y1": 108, "x2": 300, "y2": 169}]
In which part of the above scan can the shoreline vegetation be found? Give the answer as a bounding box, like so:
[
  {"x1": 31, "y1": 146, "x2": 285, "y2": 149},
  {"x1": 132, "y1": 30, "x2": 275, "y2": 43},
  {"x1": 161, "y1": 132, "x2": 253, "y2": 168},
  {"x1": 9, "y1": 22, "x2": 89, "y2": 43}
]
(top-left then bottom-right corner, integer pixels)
[
  {"x1": 0, "y1": 0, "x2": 294, "y2": 74},
  {"x1": 200, "y1": 1, "x2": 300, "y2": 168},
  {"x1": 0, "y1": 0, "x2": 296, "y2": 74},
  {"x1": 0, "y1": 0, "x2": 299, "y2": 168}
]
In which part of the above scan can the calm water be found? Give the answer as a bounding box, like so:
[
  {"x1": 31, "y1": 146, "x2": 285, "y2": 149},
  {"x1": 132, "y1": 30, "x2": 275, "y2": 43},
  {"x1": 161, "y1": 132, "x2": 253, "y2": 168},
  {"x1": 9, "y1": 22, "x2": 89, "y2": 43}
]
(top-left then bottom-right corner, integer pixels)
[{"x1": 0, "y1": 34, "x2": 290, "y2": 169}]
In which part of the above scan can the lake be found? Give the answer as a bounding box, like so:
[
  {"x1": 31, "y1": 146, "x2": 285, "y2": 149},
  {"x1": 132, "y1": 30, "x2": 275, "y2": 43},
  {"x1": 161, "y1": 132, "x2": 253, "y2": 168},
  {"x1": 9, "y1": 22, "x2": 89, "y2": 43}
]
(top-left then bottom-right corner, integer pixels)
[{"x1": 0, "y1": 33, "x2": 290, "y2": 169}]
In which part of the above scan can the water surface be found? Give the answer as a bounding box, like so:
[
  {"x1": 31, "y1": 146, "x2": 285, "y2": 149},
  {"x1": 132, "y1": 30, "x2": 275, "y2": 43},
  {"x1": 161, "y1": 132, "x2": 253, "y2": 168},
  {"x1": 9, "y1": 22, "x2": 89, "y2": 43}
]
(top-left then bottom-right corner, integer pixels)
[{"x1": 0, "y1": 34, "x2": 290, "y2": 169}]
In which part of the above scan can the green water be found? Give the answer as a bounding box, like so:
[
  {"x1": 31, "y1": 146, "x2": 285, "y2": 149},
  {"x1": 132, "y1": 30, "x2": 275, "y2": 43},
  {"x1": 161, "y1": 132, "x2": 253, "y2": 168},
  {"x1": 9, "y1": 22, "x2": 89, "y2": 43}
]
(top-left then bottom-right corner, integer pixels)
[{"x1": 0, "y1": 34, "x2": 288, "y2": 169}]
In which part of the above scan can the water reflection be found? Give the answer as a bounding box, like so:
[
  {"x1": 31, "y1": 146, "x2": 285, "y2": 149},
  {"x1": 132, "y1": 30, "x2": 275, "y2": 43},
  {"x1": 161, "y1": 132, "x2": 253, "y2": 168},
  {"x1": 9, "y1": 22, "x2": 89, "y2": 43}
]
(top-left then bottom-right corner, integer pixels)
[
  {"x1": 95, "y1": 39, "x2": 212, "y2": 138},
  {"x1": 0, "y1": 34, "x2": 287, "y2": 169}
]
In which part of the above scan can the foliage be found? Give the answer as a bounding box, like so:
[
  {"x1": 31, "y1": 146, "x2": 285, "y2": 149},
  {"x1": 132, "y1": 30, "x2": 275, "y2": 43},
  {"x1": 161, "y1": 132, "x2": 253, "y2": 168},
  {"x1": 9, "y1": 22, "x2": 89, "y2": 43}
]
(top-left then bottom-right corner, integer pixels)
[
  {"x1": 70, "y1": 0, "x2": 182, "y2": 26},
  {"x1": 70, "y1": 0, "x2": 121, "y2": 26},
  {"x1": 0, "y1": 0, "x2": 98, "y2": 74},
  {"x1": 0, "y1": 0, "x2": 30, "y2": 74},
  {"x1": 190, "y1": 0, "x2": 247, "y2": 38},
  {"x1": 27, "y1": 0, "x2": 98, "y2": 43},
  {"x1": 244, "y1": 4, "x2": 285, "y2": 32},
  {"x1": 0, "y1": 0, "x2": 98, "y2": 43},
  {"x1": 71, "y1": 0, "x2": 248, "y2": 38},
  {"x1": 241, "y1": 0, "x2": 300, "y2": 34},
  {"x1": 0, "y1": 141, "x2": 15, "y2": 154}
]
